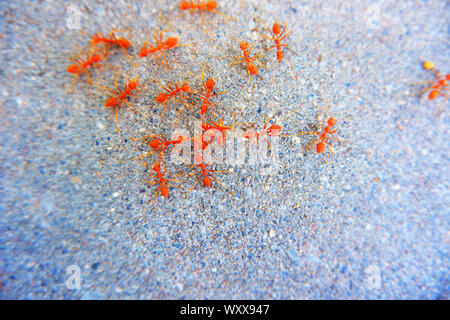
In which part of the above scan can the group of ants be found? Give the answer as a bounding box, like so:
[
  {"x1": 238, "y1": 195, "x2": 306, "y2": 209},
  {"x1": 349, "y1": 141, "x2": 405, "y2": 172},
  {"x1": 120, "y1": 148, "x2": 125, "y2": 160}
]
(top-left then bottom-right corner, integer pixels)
[{"x1": 66, "y1": 1, "x2": 449, "y2": 208}]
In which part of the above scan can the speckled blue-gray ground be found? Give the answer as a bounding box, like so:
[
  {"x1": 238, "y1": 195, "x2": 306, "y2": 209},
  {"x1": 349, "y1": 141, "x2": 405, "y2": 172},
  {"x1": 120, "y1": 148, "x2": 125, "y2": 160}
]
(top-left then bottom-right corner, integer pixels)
[{"x1": 0, "y1": 0, "x2": 448, "y2": 299}]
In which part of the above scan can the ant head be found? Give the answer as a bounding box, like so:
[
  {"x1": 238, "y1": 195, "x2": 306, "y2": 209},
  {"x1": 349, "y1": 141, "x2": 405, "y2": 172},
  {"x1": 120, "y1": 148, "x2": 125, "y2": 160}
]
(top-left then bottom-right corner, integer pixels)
[
  {"x1": 328, "y1": 117, "x2": 335, "y2": 126},
  {"x1": 268, "y1": 124, "x2": 282, "y2": 135},
  {"x1": 66, "y1": 65, "x2": 80, "y2": 74},
  {"x1": 239, "y1": 42, "x2": 248, "y2": 50},
  {"x1": 316, "y1": 142, "x2": 325, "y2": 154},
  {"x1": 180, "y1": 1, "x2": 189, "y2": 10},
  {"x1": 128, "y1": 79, "x2": 138, "y2": 90},
  {"x1": 118, "y1": 38, "x2": 131, "y2": 49},
  {"x1": 91, "y1": 54, "x2": 102, "y2": 63},
  {"x1": 206, "y1": 1, "x2": 218, "y2": 10},
  {"x1": 152, "y1": 162, "x2": 161, "y2": 172},
  {"x1": 177, "y1": 135, "x2": 188, "y2": 142},
  {"x1": 423, "y1": 61, "x2": 434, "y2": 70},
  {"x1": 249, "y1": 64, "x2": 258, "y2": 75},
  {"x1": 205, "y1": 78, "x2": 216, "y2": 91},
  {"x1": 139, "y1": 48, "x2": 148, "y2": 58},
  {"x1": 161, "y1": 185, "x2": 169, "y2": 198},
  {"x1": 181, "y1": 83, "x2": 191, "y2": 92},
  {"x1": 149, "y1": 139, "x2": 163, "y2": 149},
  {"x1": 105, "y1": 97, "x2": 118, "y2": 107},
  {"x1": 272, "y1": 22, "x2": 281, "y2": 35},
  {"x1": 156, "y1": 93, "x2": 168, "y2": 103},
  {"x1": 165, "y1": 37, "x2": 178, "y2": 47},
  {"x1": 446, "y1": 74, "x2": 450, "y2": 81},
  {"x1": 203, "y1": 176, "x2": 212, "y2": 188},
  {"x1": 91, "y1": 35, "x2": 101, "y2": 44}
]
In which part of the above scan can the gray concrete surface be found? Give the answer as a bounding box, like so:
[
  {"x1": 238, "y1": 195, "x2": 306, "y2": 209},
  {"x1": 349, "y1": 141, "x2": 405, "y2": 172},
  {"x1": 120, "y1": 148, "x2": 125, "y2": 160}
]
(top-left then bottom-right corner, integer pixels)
[{"x1": 0, "y1": 0, "x2": 448, "y2": 299}]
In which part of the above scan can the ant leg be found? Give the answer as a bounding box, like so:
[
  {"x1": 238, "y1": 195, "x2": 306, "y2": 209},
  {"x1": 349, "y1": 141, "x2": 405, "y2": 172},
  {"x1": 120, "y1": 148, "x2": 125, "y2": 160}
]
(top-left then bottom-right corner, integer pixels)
[
  {"x1": 212, "y1": 10, "x2": 236, "y2": 21},
  {"x1": 324, "y1": 143, "x2": 334, "y2": 164},
  {"x1": 153, "y1": 185, "x2": 161, "y2": 207},
  {"x1": 183, "y1": 174, "x2": 204, "y2": 197},
  {"x1": 94, "y1": 84, "x2": 117, "y2": 95},
  {"x1": 208, "y1": 174, "x2": 234, "y2": 195},
  {"x1": 200, "y1": 10, "x2": 209, "y2": 34},
  {"x1": 167, "y1": 185, "x2": 184, "y2": 191},
  {"x1": 230, "y1": 60, "x2": 246, "y2": 68},
  {"x1": 160, "y1": 51, "x2": 170, "y2": 69},
  {"x1": 247, "y1": 68, "x2": 253, "y2": 90},
  {"x1": 130, "y1": 150, "x2": 157, "y2": 161},
  {"x1": 68, "y1": 74, "x2": 79, "y2": 94},
  {"x1": 201, "y1": 64, "x2": 206, "y2": 88},
  {"x1": 160, "y1": 101, "x2": 168, "y2": 120},
  {"x1": 114, "y1": 107, "x2": 120, "y2": 134},
  {"x1": 153, "y1": 30, "x2": 159, "y2": 44},
  {"x1": 130, "y1": 133, "x2": 158, "y2": 141},
  {"x1": 151, "y1": 78, "x2": 171, "y2": 93},
  {"x1": 83, "y1": 69, "x2": 94, "y2": 84},
  {"x1": 124, "y1": 100, "x2": 138, "y2": 114},
  {"x1": 211, "y1": 91, "x2": 228, "y2": 98},
  {"x1": 210, "y1": 102, "x2": 216, "y2": 119},
  {"x1": 297, "y1": 130, "x2": 319, "y2": 136},
  {"x1": 279, "y1": 31, "x2": 290, "y2": 42},
  {"x1": 435, "y1": 96, "x2": 448, "y2": 117}
]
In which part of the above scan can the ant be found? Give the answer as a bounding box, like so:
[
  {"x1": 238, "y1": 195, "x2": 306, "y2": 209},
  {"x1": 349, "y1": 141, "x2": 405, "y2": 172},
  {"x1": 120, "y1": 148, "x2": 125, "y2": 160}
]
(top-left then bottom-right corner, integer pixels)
[
  {"x1": 90, "y1": 29, "x2": 133, "y2": 60},
  {"x1": 66, "y1": 51, "x2": 103, "y2": 93},
  {"x1": 297, "y1": 117, "x2": 337, "y2": 163},
  {"x1": 179, "y1": 1, "x2": 234, "y2": 33},
  {"x1": 178, "y1": 156, "x2": 233, "y2": 196},
  {"x1": 201, "y1": 113, "x2": 235, "y2": 149},
  {"x1": 131, "y1": 133, "x2": 188, "y2": 161},
  {"x1": 242, "y1": 114, "x2": 283, "y2": 151},
  {"x1": 152, "y1": 79, "x2": 192, "y2": 120},
  {"x1": 146, "y1": 162, "x2": 183, "y2": 207},
  {"x1": 230, "y1": 39, "x2": 263, "y2": 89},
  {"x1": 265, "y1": 22, "x2": 289, "y2": 62},
  {"x1": 422, "y1": 61, "x2": 449, "y2": 108},
  {"x1": 95, "y1": 71, "x2": 140, "y2": 130},
  {"x1": 197, "y1": 64, "x2": 227, "y2": 117},
  {"x1": 139, "y1": 30, "x2": 189, "y2": 68}
]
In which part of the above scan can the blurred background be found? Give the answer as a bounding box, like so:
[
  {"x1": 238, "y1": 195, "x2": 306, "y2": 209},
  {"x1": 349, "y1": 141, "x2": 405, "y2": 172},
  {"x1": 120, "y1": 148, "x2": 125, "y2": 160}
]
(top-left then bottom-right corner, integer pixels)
[{"x1": 0, "y1": 0, "x2": 448, "y2": 299}]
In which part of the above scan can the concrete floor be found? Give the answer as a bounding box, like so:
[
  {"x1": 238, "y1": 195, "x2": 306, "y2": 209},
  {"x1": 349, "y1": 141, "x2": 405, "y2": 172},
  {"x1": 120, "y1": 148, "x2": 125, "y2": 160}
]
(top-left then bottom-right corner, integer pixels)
[{"x1": 0, "y1": 0, "x2": 448, "y2": 299}]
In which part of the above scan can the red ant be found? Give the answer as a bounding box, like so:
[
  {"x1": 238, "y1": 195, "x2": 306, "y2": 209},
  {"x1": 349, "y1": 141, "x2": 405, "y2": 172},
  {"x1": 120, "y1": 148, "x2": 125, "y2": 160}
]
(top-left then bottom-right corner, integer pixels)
[
  {"x1": 95, "y1": 71, "x2": 140, "y2": 129},
  {"x1": 179, "y1": 1, "x2": 234, "y2": 32},
  {"x1": 66, "y1": 52, "x2": 103, "y2": 93},
  {"x1": 131, "y1": 133, "x2": 188, "y2": 161},
  {"x1": 146, "y1": 162, "x2": 182, "y2": 207},
  {"x1": 201, "y1": 114, "x2": 235, "y2": 149},
  {"x1": 243, "y1": 115, "x2": 282, "y2": 151},
  {"x1": 266, "y1": 22, "x2": 289, "y2": 62},
  {"x1": 152, "y1": 79, "x2": 192, "y2": 120},
  {"x1": 422, "y1": 61, "x2": 449, "y2": 107},
  {"x1": 230, "y1": 39, "x2": 263, "y2": 89},
  {"x1": 90, "y1": 29, "x2": 133, "y2": 59},
  {"x1": 197, "y1": 64, "x2": 227, "y2": 117},
  {"x1": 139, "y1": 30, "x2": 189, "y2": 68},
  {"x1": 297, "y1": 117, "x2": 337, "y2": 163},
  {"x1": 178, "y1": 156, "x2": 233, "y2": 195}
]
